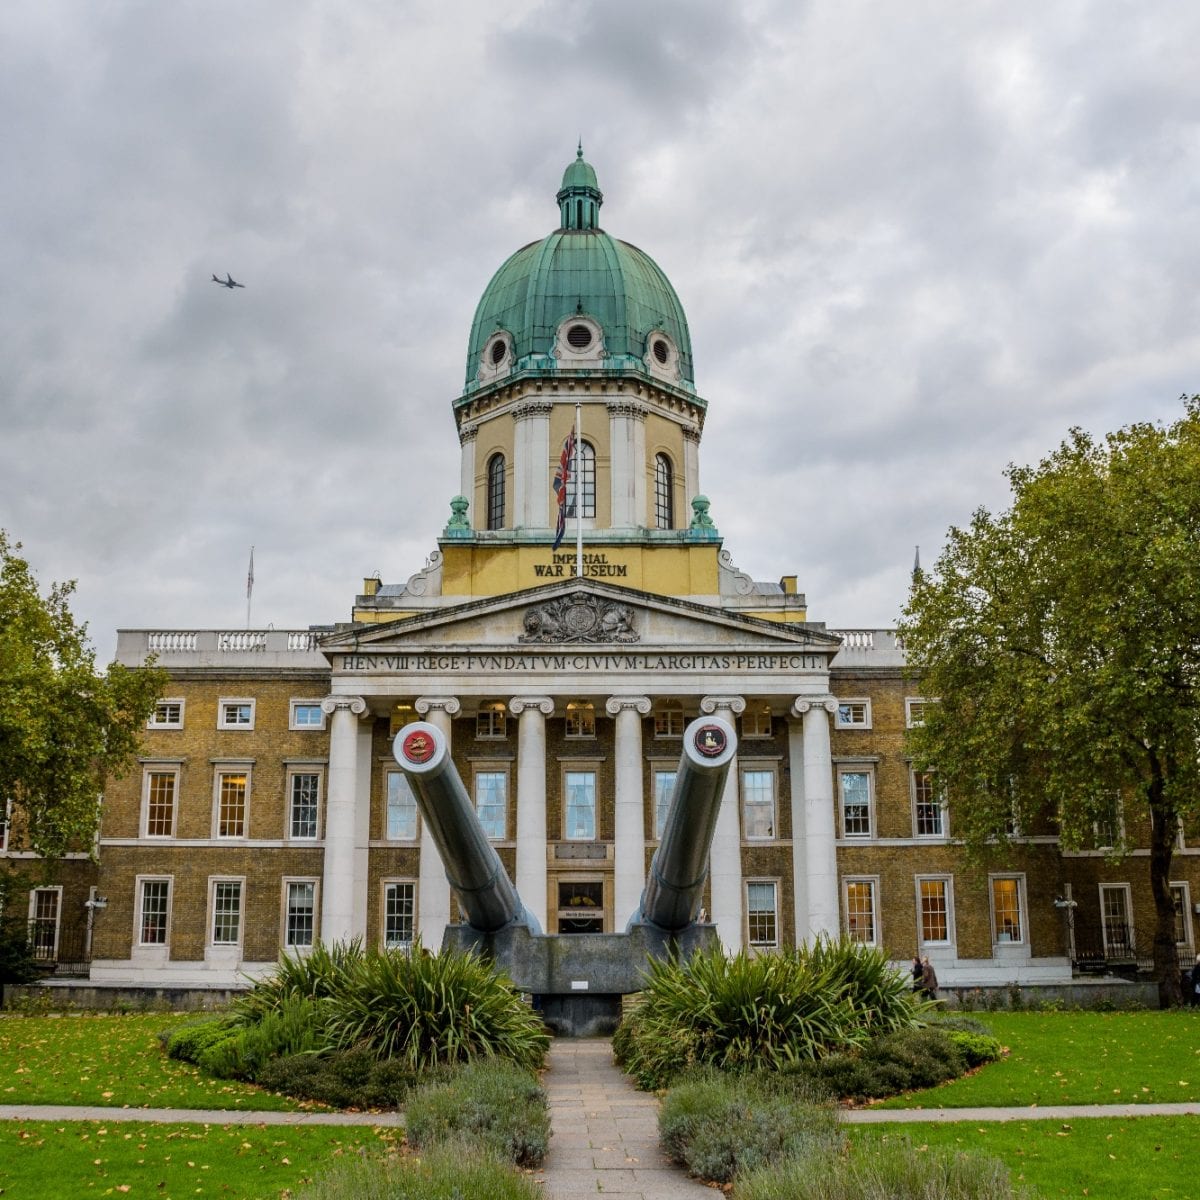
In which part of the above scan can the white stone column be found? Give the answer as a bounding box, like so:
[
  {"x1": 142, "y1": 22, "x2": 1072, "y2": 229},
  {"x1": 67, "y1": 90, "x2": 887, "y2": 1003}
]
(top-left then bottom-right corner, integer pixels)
[
  {"x1": 458, "y1": 423, "x2": 477, "y2": 516},
  {"x1": 320, "y1": 695, "x2": 369, "y2": 946},
  {"x1": 701, "y1": 694, "x2": 746, "y2": 952},
  {"x1": 792, "y1": 696, "x2": 840, "y2": 941},
  {"x1": 512, "y1": 400, "x2": 552, "y2": 529},
  {"x1": 683, "y1": 425, "x2": 701, "y2": 510},
  {"x1": 414, "y1": 696, "x2": 461, "y2": 943},
  {"x1": 607, "y1": 695, "x2": 653, "y2": 927},
  {"x1": 608, "y1": 400, "x2": 647, "y2": 529},
  {"x1": 510, "y1": 696, "x2": 554, "y2": 932}
]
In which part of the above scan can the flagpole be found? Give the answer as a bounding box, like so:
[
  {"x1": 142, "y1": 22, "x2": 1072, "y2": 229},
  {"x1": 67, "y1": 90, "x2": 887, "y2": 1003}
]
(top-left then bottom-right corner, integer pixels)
[
  {"x1": 246, "y1": 546, "x2": 255, "y2": 629},
  {"x1": 574, "y1": 400, "x2": 583, "y2": 580}
]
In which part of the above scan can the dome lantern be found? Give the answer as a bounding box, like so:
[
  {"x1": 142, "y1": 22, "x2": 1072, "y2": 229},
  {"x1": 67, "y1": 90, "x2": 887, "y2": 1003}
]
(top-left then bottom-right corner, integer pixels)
[{"x1": 556, "y1": 144, "x2": 603, "y2": 231}]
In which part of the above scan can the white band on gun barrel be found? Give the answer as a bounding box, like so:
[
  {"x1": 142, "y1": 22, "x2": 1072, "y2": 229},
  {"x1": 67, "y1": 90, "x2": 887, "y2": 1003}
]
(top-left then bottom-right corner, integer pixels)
[
  {"x1": 391, "y1": 721, "x2": 450, "y2": 777},
  {"x1": 681, "y1": 716, "x2": 737, "y2": 771}
]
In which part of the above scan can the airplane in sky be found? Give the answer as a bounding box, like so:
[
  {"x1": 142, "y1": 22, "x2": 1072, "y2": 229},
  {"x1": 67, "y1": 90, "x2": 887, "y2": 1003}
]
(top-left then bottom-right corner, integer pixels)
[{"x1": 212, "y1": 273, "x2": 245, "y2": 289}]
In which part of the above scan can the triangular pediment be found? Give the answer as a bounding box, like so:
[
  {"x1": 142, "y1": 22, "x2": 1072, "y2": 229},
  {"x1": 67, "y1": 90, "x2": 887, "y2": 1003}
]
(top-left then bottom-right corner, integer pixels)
[{"x1": 321, "y1": 578, "x2": 840, "y2": 656}]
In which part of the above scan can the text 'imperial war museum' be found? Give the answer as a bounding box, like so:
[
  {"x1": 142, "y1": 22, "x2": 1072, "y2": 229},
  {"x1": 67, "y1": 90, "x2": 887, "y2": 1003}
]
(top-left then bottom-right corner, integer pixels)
[{"x1": 14, "y1": 150, "x2": 1197, "y2": 996}]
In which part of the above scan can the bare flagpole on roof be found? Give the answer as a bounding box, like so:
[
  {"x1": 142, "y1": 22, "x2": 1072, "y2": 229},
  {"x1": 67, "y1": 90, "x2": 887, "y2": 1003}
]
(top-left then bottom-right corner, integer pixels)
[{"x1": 246, "y1": 546, "x2": 255, "y2": 629}]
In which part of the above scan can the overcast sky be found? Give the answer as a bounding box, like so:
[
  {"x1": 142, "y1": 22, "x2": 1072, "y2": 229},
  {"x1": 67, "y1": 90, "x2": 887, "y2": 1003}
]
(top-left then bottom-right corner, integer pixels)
[{"x1": 4, "y1": 1, "x2": 1199, "y2": 659}]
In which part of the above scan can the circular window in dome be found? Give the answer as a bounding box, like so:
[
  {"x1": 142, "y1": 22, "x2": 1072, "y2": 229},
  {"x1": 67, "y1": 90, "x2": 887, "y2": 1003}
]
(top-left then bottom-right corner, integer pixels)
[
  {"x1": 566, "y1": 324, "x2": 593, "y2": 350},
  {"x1": 652, "y1": 337, "x2": 670, "y2": 365},
  {"x1": 490, "y1": 338, "x2": 507, "y2": 365}
]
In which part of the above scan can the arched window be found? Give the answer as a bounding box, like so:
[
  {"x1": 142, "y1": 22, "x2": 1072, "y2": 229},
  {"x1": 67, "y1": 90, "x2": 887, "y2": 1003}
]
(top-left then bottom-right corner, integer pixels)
[
  {"x1": 654, "y1": 453, "x2": 674, "y2": 529},
  {"x1": 565, "y1": 441, "x2": 596, "y2": 519},
  {"x1": 486, "y1": 454, "x2": 506, "y2": 530}
]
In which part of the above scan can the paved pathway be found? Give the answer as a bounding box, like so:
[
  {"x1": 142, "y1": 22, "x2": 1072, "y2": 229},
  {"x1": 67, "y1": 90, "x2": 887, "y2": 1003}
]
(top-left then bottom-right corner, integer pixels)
[
  {"x1": 533, "y1": 1038, "x2": 713, "y2": 1198},
  {"x1": 0, "y1": 1104, "x2": 403, "y2": 1126}
]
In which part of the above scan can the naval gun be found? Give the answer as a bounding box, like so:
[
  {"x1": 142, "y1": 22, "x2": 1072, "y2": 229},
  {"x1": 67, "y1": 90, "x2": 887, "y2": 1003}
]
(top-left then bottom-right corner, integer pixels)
[{"x1": 391, "y1": 715, "x2": 736, "y2": 1034}]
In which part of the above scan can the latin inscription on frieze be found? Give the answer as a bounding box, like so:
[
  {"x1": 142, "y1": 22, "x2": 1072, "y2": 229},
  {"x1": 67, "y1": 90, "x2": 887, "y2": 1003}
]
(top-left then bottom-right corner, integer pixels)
[{"x1": 337, "y1": 651, "x2": 826, "y2": 673}]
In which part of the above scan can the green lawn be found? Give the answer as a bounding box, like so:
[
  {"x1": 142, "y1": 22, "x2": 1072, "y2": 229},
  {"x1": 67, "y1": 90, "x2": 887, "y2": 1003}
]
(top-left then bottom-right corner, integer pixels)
[
  {"x1": 880, "y1": 1010, "x2": 1200, "y2": 1108},
  {"x1": 0, "y1": 1014, "x2": 308, "y2": 1111},
  {"x1": 0, "y1": 1118, "x2": 397, "y2": 1200},
  {"x1": 853, "y1": 1117, "x2": 1200, "y2": 1200}
]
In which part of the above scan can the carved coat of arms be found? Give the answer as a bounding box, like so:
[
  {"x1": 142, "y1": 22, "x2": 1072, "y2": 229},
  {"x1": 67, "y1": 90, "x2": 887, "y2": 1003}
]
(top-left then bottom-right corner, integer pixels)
[{"x1": 519, "y1": 593, "x2": 639, "y2": 644}]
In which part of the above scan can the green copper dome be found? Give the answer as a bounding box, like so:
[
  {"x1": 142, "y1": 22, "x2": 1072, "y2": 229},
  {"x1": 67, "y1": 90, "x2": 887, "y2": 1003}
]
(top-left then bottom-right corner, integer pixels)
[{"x1": 463, "y1": 151, "x2": 695, "y2": 395}]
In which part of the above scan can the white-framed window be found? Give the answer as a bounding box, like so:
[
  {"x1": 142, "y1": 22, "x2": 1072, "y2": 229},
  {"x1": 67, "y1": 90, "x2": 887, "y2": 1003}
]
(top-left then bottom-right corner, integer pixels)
[
  {"x1": 137, "y1": 876, "x2": 172, "y2": 946},
  {"x1": 741, "y1": 704, "x2": 773, "y2": 739},
  {"x1": 28, "y1": 887, "x2": 62, "y2": 959},
  {"x1": 289, "y1": 700, "x2": 326, "y2": 731},
  {"x1": 148, "y1": 699, "x2": 184, "y2": 729},
  {"x1": 653, "y1": 770, "x2": 676, "y2": 839},
  {"x1": 141, "y1": 766, "x2": 180, "y2": 838},
  {"x1": 905, "y1": 697, "x2": 933, "y2": 728},
  {"x1": 654, "y1": 453, "x2": 674, "y2": 529},
  {"x1": 564, "y1": 770, "x2": 597, "y2": 840},
  {"x1": 989, "y1": 875, "x2": 1026, "y2": 945},
  {"x1": 912, "y1": 769, "x2": 945, "y2": 838},
  {"x1": 476, "y1": 701, "x2": 507, "y2": 739},
  {"x1": 218, "y1": 698, "x2": 255, "y2": 730},
  {"x1": 213, "y1": 768, "x2": 250, "y2": 838},
  {"x1": 474, "y1": 769, "x2": 508, "y2": 840},
  {"x1": 746, "y1": 880, "x2": 779, "y2": 949},
  {"x1": 565, "y1": 701, "x2": 596, "y2": 738},
  {"x1": 209, "y1": 878, "x2": 244, "y2": 947},
  {"x1": 654, "y1": 701, "x2": 685, "y2": 738},
  {"x1": 287, "y1": 769, "x2": 322, "y2": 840},
  {"x1": 283, "y1": 879, "x2": 317, "y2": 949},
  {"x1": 382, "y1": 880, "x2": 416, "y2": 951},
  {"x1": 838, "y1": 768, "x2": 873, "y2": 838},
  {"x1": 916, "y1": 875, "x2": 955, "y2": 946},
  {"x1": 843, "y1": 877, "x2": 879, "y2": 945},
  {"x1": 1171, "y1": 882, "x2": 1194, "y2": 949},
  {"x1": 741, "y1": 768, "x2": 776, "y2": 840},
  {"x1": 835, "y1": 699, "x2": 872, "y2": 729},
  {"x1": 486, "y1": 452, "x2": 506, "y2": 530},
  {"x1": 1099, "y1": 883, "x2": 1134, "y2": 957},
  {"x1": 385, "y1": 771, "x2": 419, "y2": 841},
  {"x1": 1093, "y1": 793, "x2": 1125, "y2": 851},
  {"x1": 564, "y1": 440, "x2": 597, "y2": 519}
]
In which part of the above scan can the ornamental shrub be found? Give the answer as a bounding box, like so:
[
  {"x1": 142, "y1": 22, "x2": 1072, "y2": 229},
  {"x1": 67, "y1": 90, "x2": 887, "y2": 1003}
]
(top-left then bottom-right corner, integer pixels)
[
  {"x1": 325, "y1": 945, "x2": 549, "y2": 1072},
  {"x1": 659, "y1": 1070, "x2": 842, "y2": 1186},
  {"x1": 404, "y1": 1060, "x2": 551, "y2": 1167},
  {"x1": 293, "y1": 1141, "x2": 542, "y2": 1200},
  {"x1": 233, "y1": 938, "x2": 366, "y2": 1024},
  {"x1": 163, "y1": 1016, "x2": 238, "y2": 1063},
  {"x1": 734, "y1": 1139, "x2": 1035, "y2": 1199},
  {"x1": 803, "y1": 1026, "x2": 967, "y2": 1102},
  {"x1": 615, "y1": 938, "x2": 924, "y2": 1089},
  {"x1": 256, "y1": 1048, "x2": 424, "y2": 1108}
]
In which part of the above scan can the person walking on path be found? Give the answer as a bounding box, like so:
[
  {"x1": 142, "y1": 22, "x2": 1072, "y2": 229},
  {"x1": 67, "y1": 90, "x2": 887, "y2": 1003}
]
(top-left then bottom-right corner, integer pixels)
[{"x1": 920, "y1": 954, "x2": 939, "y2": 1001}]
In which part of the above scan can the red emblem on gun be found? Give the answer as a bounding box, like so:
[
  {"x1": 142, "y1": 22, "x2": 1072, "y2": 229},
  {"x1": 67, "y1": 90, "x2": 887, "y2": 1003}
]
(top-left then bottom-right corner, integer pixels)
[{"x1": 402, "y1": 730, "x2": 435, "y2": 764}]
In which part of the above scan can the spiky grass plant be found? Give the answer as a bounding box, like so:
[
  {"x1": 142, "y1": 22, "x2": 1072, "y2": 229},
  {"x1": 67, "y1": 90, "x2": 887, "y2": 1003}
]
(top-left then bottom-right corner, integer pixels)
[
  {"x1": 325, "y1": 946, "x2": 549, "y2": 1072},
  {"x1": 616, "y1": 938, "x2": 925, "y2": 1089},
  {"x1": 233, "y1": 938, "x2": 367, "y2": 1025}
]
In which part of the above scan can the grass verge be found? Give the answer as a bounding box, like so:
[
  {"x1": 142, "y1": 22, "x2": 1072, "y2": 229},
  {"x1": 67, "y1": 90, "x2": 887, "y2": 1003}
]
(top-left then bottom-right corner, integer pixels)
[
  {"x1": 0, "y1": 1118, "x2": 397, "y2": 1199},
  {"x1": 0, "y1": 1014, "x2": 307, "y2": 1110},
  {"x1": 880, "y1": 1010, "x2": 1200, "y2": 1108},
  {"x1": 852, "y1": 1115, "x2": 1200, "y2": 1200}
]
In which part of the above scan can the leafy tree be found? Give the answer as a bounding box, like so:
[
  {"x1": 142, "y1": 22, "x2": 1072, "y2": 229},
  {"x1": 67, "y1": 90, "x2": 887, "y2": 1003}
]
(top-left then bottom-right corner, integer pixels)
[
  {"x1": 0, "y1": 531, "x2": 164, "y2": 860},
  {"x1": 900, "y1": 400, "x2": 1200, "y2": 1006}
]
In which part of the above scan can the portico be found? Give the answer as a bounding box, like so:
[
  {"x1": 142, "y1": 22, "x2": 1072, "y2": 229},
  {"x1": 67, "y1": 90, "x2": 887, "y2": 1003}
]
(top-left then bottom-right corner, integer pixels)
[{"x1": 319, "y1": 580, "x2": 843, "y2": 954}]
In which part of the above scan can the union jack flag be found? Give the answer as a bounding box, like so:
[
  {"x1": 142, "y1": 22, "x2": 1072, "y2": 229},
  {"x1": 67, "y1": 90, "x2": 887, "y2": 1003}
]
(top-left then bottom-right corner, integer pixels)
[{"x1": 552, "y1": 430, "x2": 577, "y2": 550}]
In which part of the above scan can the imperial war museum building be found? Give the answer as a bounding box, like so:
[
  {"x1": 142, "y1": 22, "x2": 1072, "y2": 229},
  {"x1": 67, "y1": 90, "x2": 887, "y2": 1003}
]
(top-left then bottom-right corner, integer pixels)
[{"x1": 15, "y1": 151, "x2": 1197, "y2": 999}]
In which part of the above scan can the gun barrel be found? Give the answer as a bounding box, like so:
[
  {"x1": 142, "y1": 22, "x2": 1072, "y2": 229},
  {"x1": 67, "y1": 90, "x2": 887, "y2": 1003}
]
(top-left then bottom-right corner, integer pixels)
[
  {"x1": 392, "y1": 722, "x2": 524, "y2": 933},
  {"x1": 637, "y1": 715, "x2": 737, "y2": 932}
]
